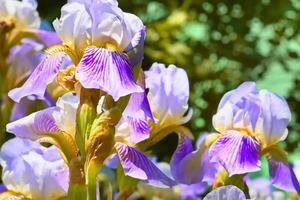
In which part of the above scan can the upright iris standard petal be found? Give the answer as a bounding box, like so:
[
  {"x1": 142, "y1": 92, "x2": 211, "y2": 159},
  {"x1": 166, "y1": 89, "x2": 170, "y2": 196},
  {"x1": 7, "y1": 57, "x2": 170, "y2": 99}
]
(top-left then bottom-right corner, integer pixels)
[
  {"x1": 0, "y1": 138, "x2": 68, "y2": 200},
  {"x1": 268, "y1": 158, "x2": 300, "y2": 194},
  {"x1": 145, "y1": 63, "x2": 191, "y2": 131},
  {"x1": 76, "y1": 46, "x2": 142, "y2": 101},
  {"x1": 170, "y1": 134, "x2": 217, "y2": 184},
  {"x1": 209, "y1": 130, "x2": 261, "y2": 176},
  {"x1": 6, "y1": 107, "x2": 60, "y2": 140},
  {"x1": 115, "y1": 142, "x2": 176, "y2": 188},
  {"x1": 212, "y1": 82, "x2": 261, "y2": 134},
  {"x1": 8, "y1": 52, "x2": 66, "y2": 103},
  {"x1": 257, "y1": 90, "x2": 291, "y2": 145}
]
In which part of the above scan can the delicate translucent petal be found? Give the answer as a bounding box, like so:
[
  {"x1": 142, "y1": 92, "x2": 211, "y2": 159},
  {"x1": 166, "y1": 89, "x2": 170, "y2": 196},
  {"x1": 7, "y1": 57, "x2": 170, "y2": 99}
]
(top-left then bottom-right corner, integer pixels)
[
  {"x1": 53, "y1": 1, "x2": 91, "y2": 52},
  {"x1": 213, "y1": 82, "x2": 261, "y2": 134},
  {"x1": 145, "y1": 63, "x2": 190, "y2": 130},
  {"x1": 55, "y1": 93, "x2": 79, "y2": 135},
  {"x1": 209, "y1": 130, "x2": 261, "y2": 176},
  {"x1": 268, "y1": 158, "x2": 300, "y2": 194},
  {"x1": 6, "y1": 107, "x2": 60, "y2": 140},
  {"x1": 8, "y1": 53, "x2": 65, "y2": 103},
  {"x1": 257, "y1": 90, "x2": 291, "y2": 145},
  {"x1": 115, "y1": 142, "x2": 176, "y2": 188},
  {"x1": 76, "y1": 46, "x2": 142, "y2": 100},
  {"x1": 203, "y1": 186, "x2": 246, "y2": 200},
  {"x1": 0, "y1": 138, "x2": 68, "y2": 200},
  {"x1": 123, "y1": 13, "x2": 146, "y2": 65}
]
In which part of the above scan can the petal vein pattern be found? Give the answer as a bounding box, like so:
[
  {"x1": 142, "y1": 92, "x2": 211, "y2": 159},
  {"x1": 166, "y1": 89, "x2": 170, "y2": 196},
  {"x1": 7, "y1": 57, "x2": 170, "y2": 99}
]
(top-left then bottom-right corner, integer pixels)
[
  {"x1": 76, "y1": 46, "x2": 142, "y2": 101},
  {"x1": 8, "y1": 51, "x2": 66, "y2": 103}
]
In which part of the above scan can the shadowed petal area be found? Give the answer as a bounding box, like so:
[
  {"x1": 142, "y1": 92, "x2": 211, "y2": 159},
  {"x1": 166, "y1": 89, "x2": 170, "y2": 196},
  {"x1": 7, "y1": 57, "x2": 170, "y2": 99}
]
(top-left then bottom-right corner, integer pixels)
[
  {"x1": 8, "y1": 52, "x2": 65, "y2": 103},
  {"x1": 76, "y1": 46, "x2": 142, "y2": 101},
  {"x1": 121, "y1": 91, "x2": 154, "y2": 143},
  {"x1": 268, "y1": 158, "x2": 300, "y2": 194},
  {"x1": 209, "y1": 130, "x2": 261, "y2": 176},
  {"x1": 35, "y1": 30, "x2": 62, "y2": 46},
  {"x1": 6, "y1": 107, "x2": 60, "y2": 140},
  {"x1": 171, "y1": 134, "x2": 217, "y2": 184},
  {"x1": 115, "y1": 142, "x2": 176, "y2": 188}
]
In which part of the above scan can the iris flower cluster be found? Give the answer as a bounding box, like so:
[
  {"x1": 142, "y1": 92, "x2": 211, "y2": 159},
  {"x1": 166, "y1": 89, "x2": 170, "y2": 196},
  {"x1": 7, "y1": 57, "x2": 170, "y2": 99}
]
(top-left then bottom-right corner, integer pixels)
[{"x1": 0, "y1": 0, "x2": 299, "y2": 199}]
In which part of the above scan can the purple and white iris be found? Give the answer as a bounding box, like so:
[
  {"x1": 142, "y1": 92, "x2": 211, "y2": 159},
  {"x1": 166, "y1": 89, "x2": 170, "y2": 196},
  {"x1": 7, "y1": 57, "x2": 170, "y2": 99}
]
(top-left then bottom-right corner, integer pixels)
[
  {"x1": 0, "y1": 138, "x2": 69, "y2": 200},
  {"x1": 9, "y1": 0, "x2": 145, "y2": 102},
  {"x1": 209, "y1": 81, "x2": 300, "y2": 193},
  {"x1": 7, "y1": 93, "x2": 176, "y2": 188}
]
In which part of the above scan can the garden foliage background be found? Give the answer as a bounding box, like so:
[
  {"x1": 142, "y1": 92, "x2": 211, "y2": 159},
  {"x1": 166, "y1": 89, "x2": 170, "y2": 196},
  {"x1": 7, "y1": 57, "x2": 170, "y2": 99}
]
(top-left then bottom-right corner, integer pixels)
[{"x1": 38, "y1": 0, "x2": 300, "y2": 163}]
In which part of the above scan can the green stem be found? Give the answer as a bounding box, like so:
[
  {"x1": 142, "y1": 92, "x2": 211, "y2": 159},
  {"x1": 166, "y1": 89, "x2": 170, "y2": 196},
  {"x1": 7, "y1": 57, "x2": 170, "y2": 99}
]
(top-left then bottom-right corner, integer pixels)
[
  {"x1": 68, "y1": 159, "x2": 87, "y2": 200},
  {"x1": 86, "y1": 162, "x2": 101, "y2": 200}
]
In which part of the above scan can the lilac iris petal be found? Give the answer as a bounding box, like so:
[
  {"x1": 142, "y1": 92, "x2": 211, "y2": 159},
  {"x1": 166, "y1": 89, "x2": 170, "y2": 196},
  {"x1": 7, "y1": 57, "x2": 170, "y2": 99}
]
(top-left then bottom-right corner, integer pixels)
[
  {"x1": 115, "y1": 142, "x2": 176, "y2": 188},
  {"x1": 76, "y1": 46, "x2": 142, "y2": 101},
  {"x1": 257, "y1": 90, "x2": 291, "y2": 145},
  {"x1": 0, "y1": 138, "x2": 68, "y2": 200},
  {"x1": 123, "y1": 14, "x2": 146, "y2": 65},
  {"x1": 35, "y1": 30, "x2": 62, "y2": 46},
  {"x1": 171, "y1": 134, "x2": 217, "y2": 184},
  {"x1": 209, "y1": 130, "x2": 261, "y2": 176},
  {"x1": 121, "y1": 91, "x2": 154, "y2": 143},
  {"x1": 268, "y1": 158, "x2": 300, "y2": 194},
  {"x1": 213, "y1": 82, "x2": 261, "y2": 134},
  {"x1": 6, "y1": 107, "x2": 60, "y2": 140},
  {"x1": 8, "y1": 52, "x2": 66, "y2": 103}
]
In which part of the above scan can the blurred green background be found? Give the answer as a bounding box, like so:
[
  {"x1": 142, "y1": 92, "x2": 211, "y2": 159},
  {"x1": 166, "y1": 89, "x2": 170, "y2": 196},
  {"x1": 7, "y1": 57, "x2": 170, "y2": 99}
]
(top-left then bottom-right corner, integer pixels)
[{"x1": 38, "y1": 0, "x2": 300, "y2": 160}]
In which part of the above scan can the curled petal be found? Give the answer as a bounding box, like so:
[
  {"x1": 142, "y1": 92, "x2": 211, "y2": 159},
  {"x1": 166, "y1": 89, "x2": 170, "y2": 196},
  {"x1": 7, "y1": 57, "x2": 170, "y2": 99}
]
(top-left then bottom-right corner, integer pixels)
[
  {"x1": 171, "y1": 134, "x2": 217, "y2": 184},
  {"x1": 76, "y1": 46, "x2": 142, "y2": 101},
  {"x1": 8, "y1": 52, "x2": 65, "y2": 103},
  {"x1": 209, "y1": 130, "x2": 261, "y2": 176},
  {"x1": 120, "y1": 91, "x2": 154, "y2": 143},
  {"x1": 268, "y1": 158, "x2": 300, "y2": 194},
  {"x1": 6, "y1": 107, "x2": 60, "y2": 140},
  {"x1": 115, "y1": 142, "x2": 176, "y2": 188}
]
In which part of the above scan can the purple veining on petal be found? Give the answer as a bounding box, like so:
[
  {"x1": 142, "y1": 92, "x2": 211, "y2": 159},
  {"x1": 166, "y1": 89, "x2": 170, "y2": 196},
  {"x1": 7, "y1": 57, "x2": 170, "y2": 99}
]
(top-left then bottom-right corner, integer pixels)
[
  {"x1": 209, "y1": 130, "x2": 261, "y2": 176},
  {"x1": 122, "y1": 90, "x2": 154, "y2": 143},
  {"x1": 268, "y1": 158, "x2": 300, "y2": 194},
  {"x1": 115, "y1": 142, "x2": 176, "y2": 188},
  {"x1": 8, "y1": 52, "x2": 65, "y2": 103},
  {"x1": 6, "y1": 107, "x2": 60, "y2": 140},
  {"x1": 76, "y1": 46, "x2": 142, "y2": 101}
]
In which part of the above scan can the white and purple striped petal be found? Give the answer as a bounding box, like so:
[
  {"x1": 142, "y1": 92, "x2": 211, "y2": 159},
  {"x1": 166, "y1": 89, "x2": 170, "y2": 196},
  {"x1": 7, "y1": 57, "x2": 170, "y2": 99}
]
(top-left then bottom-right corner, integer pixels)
[
  {"x1": 115, "y1": 142, "x2": 176, "y2": 188},
  {"x1": 76, "y1": 46, "x2": 142, "y2": 101},
  {"x1": 8, "y1": 52, "x2": 65, "y2": 103},
  {"x1": 6, "y1": 107, "x2": 60, "y2": 140},
  {"x1": 209, "y1": 130, "x2": 261, "y2": 176},
  {"x1": 268, "y1": 158, "x2": 300, "y2": 194}
]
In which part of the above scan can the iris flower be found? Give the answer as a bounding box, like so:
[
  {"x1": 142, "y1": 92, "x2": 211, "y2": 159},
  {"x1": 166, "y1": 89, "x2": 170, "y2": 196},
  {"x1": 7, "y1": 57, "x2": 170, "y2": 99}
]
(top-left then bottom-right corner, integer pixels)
[
  {"x1": 9, "y1": 0, "x2": 145, "y2": 103},
  {"x1": 209, "y1": 82, "x2": 300, "y2": 194},
  {"x1": 0, "y1": 138, "x2": 68, "y2": 200},
  {"x1": 7, "y1": 93, "x2": 176, "y2": 189}
]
